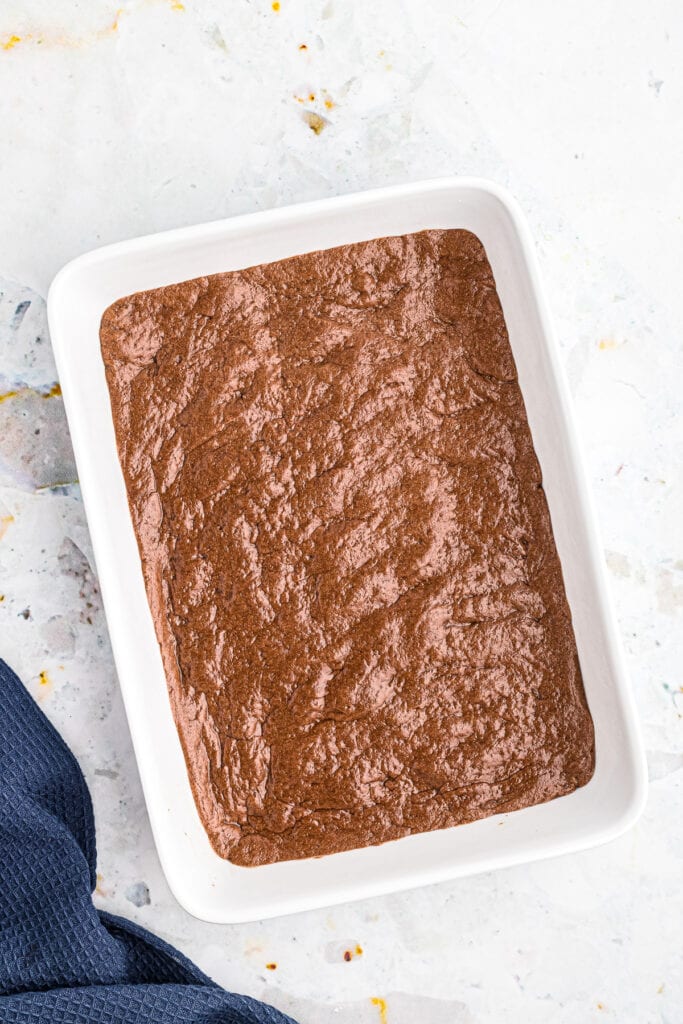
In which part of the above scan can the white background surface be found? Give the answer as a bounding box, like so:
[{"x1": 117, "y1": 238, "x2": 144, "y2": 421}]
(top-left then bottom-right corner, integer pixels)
[{"x1": 0, "y1": 2, "x2": 681, "y2": 1022}]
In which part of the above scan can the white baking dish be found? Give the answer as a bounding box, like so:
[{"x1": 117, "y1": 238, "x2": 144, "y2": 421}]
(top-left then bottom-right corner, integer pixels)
[{"x1": 48, "y1": 179, "x2": 647, "y2": 924}]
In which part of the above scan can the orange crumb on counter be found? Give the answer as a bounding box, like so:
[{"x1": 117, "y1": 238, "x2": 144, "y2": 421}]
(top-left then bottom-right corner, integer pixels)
[
  {"x1": 0, "y1": 515, "x2": 15, "y2": 540},
  {"x1": 303, "y1": 111, "x2": 326, "y2": 134},
  {"x1": 371, "y1": 997, "x2": 388, "y2": 1023},
  {"x1": 299, "y1": 43, "x2": 307, "y2": 50},
  {"x1": 598, "y1": 338, "x2": 618, "y2": 350},
  {"x1": 265, "y1": 962, "x2": 277, "y2": 971},
  {"x1": 2, "y1": 35, "x2": 21, "y2": 51},
  {"x1": 272, "y1": 1, "x2": 280, "y2": 9},
  {"x1": 43, "y1": 382, "x2": 62, "y2": 398},
  {"x1": 324, "y1": 97, "x2": 334, "y2": 109},
  {"x1": 36, "y1": 669, "x2": 54, "y2": 701}
]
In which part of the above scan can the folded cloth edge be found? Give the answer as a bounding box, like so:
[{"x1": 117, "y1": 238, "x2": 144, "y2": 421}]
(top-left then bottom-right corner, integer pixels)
[{"x1": 0, "y1": 658, "x2": 297, "y2": 1024}]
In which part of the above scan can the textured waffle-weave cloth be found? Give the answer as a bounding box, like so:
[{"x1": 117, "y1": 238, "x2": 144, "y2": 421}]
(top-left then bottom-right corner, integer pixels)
[{"x1": 0, "y1": 658, "x2": 297, "y2": 1024}]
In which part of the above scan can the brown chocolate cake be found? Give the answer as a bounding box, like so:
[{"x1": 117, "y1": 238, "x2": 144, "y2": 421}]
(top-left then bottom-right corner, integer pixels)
[{"x1": 100, "y1": 230, "x2": 595, "y2": 867}]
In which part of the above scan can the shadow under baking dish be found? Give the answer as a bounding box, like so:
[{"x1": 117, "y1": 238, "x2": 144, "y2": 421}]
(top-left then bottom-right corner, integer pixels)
[{"x1": 48, "y1": 178, "x2": 646, "y2": 923}]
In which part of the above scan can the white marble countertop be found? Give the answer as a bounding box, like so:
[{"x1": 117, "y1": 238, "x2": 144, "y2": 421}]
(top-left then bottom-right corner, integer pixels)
[{"x1": 1, "y1": 2, "x2": 681, "y2": 1021}]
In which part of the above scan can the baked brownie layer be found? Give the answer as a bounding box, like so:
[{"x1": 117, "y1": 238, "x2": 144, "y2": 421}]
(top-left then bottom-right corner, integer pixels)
[{"x1": 100, "y1": 230, "x2": 595, "y2": 866}]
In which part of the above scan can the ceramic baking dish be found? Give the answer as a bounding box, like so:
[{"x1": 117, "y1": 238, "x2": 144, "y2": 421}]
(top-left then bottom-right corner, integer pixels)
[{"x1": 48, "y1": 179, "x2": 647, "y2": 923}]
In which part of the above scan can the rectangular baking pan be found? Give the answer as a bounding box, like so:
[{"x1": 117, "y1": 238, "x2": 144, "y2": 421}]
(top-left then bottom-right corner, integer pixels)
[{"x1": 48, "y1": 179, "x2": 647, "y2": 923}]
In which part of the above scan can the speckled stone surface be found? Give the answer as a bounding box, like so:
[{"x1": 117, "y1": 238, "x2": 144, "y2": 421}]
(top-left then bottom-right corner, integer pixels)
[{"x1": 0, "y1": 2, "x2": 681, "y2": 1022}]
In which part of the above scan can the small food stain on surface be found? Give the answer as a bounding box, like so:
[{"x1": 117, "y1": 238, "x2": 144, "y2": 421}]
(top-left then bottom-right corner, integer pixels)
[
  {"x1": 125, "y1": 881, "x2": 151, "y2": 907},
  {"x1": 324, "y1": 97, "x2": 335, "y2": 110},
  {"x1": 1, "y1": 2, "x2": 183, "y2": 51},
  {"x1": 0, "y1": 514, "x2": 14, "y2": 540},
  {"x1": 209, "y1": 25, "x2": 229, "y2": 51},
  {"x1": 271, "y1": 1, "x2": 280, "y2": 10},
  {"x1": 36, "y1": 669, "x2": 53, "y2": 701},
  {"x1": 303, "y1": 111, "x2": 327, "y2": 134},
  {"x1": 36, "y1": 479, "x2": 80, "y2": 492},
  {"x1": 95, "y1": 873, "x2": 107, "y2": 897},
  {"x1": 19, "y1": 607, "x2": 31, "y2": 620},
  {"x1": 371, "y1": 996, "x2": 388, "y2": 1023},
  {"x1": 95, "y1": 767, "x2": 119, "y2": 779},
  {"x1": 657, "y1": 983, "x2": 665, "y2": 994},
  {"x1": 598, "y1": 338, "x2": 618, "y2": 350},
  {"x1": 615, "y1": 463, "x2": 624, "y2": 475},
  {"x1": 265, "y1": 962, "x2": 277, "y2": 970},
  {"x1": 298, "y1": 43, "x2": 307, "y2": 50},
  {"x1": 0, "y1": 382, "x2": 60, "y2": 403},
  {"x1": 656, "y1": 568, "x2": 683, "y2": 614},
  {"x1": 605, "y1": 550, "x2": 631, "y2": 579},
  {"x1": 0, "y1": 594, "x2": 4, "y2": 602},
  {"x1": 597, "y1": 1003, "x2": 605, "y2": 1011},
  {"x1": 343, "y1": 950, "x2": 352, "y2": 961},
  {"x1": 308, "y1": 92, "x2": 315, "y2": 101},
  {"x1": 343, "y1": 944, "x2": 363, "y2": 961}
]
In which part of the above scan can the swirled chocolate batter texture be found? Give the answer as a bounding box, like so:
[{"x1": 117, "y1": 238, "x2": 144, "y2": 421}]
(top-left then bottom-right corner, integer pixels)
[{"x1": 100, "y1": 230, "x2": 595, "y2": 867}]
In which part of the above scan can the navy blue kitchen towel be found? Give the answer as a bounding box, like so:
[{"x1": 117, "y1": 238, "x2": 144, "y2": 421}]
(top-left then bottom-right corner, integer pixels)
[{"x1": 0, "y1": 659, "x2": 297, "y2": 1024}]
